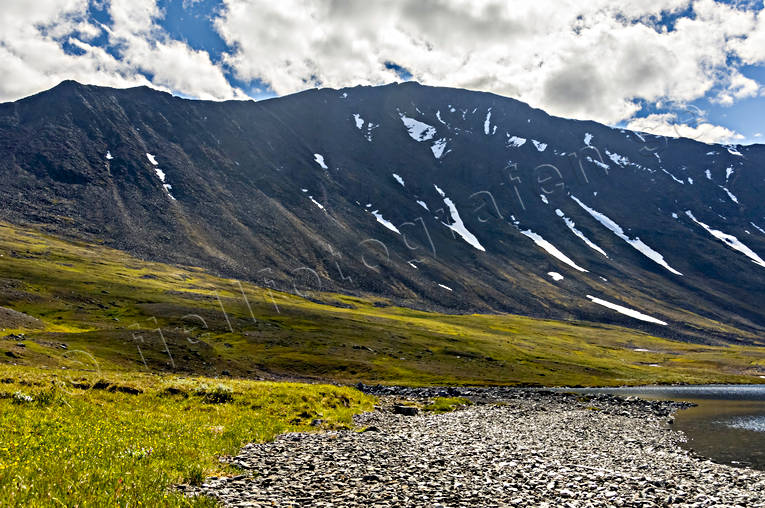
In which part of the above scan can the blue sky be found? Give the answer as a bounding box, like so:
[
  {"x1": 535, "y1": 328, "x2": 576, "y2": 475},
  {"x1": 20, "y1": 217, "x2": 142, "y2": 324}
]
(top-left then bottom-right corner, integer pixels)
[{"x1": 2, "y1": 0, "x2": 764, "y2": 144}]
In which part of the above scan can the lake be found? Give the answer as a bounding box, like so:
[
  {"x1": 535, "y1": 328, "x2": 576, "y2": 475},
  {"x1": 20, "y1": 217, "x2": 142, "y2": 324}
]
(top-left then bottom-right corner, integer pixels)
[{"x1": 563, "y1": 385, "x2": 765, "y2": 470}]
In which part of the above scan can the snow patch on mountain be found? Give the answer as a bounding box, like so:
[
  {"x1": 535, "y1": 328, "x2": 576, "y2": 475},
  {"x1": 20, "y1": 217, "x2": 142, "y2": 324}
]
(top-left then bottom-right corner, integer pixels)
[
  {"x1": 400, "y1": 114, "x2": 436, "y2": 141},
  {"x1": 146, "y1": 153, "x2": 175, "y2": 200},
  {"x1": 587, "y1": 156, "x2": 610, "y2": 171},
  {"x1": 433, "y1": 185, "x2": 484, "y2": 251},
  {"x1": 392, "y1": 173, "x2": 405, "y2": 187},
  {"x1": 586, "y1": 295, "x2": 667, "y2": 325},
  {"x1": 313, "y1": 153, "x2": 328, "y2": 169},
  {"x1": 440, "y1": 195, "x2": 485, "y2": 251},
  {"x1": 572, "y1": 196, "x2": 682, "y2": 275},
  {"x1": 106, "y1": 151, "x2": 113, "y2": 160},
  {"x1": 605, "y1": 150, "x2": 628, "y2": 167},
  {"x1": 720, "y1": 186, "x2": 739, "y2": 204},
  {"x1": 532, "y1": 140, "x2": 547, "y2": 152},
  {"x1": 584, "y1": 133, "x2": 593, "y2": 146},
  {"x1": 352, "y1": 113, "x2": 376, "y2": 140},
  {"x1": 308, "y1": 196, "x2": 325, "y2": 211},
  {"x1": 506, "y1": 135, "x2": 527, "y2": 148},
  {"x1": 548, "y1": 272, "x2": 564, "y2": 281},
  {"x1": 520, "y1": 229, "x2": 588, "y2": 272},
  {"x1": 480, "y1": 111, "x2": 497, "y2": 135},
  {"x1": 353, "y1": 113, "x2": 364, "y2": 130},
  {"x1": 371, "y1": 210, "x2": 400, "y2": 234},
  {"x1": 431, "y1": 138, "x2": 448, "y2": 159},
  {"x1": 416, "y1": 200, "x2": 429, "y2": 211},
  {"x1": 727, "y1": 146, "x2": 743, "y2": 157},
  {"x1": 686, "y1": 211, "x2": 765, "y2": 268},
  {"x1": 555, "y1": 209, "x2": 608, "y2": 258},
  {"x1": 365, "y1": 123, "x2": 378, "y2": 142},
  {"x1": 660, "y1": 168, "x2": 684, "y2": 184}
]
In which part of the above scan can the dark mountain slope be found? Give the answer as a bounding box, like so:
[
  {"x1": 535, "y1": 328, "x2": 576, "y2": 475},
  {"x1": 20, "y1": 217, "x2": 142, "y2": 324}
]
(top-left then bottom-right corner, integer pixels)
[{"x1": 1, "y1": 80, "x2": 764, "y2": 344}]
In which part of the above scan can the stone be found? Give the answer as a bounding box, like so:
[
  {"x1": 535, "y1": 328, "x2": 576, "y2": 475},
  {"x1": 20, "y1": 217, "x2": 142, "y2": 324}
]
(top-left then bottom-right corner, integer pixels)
[
  {"x1": 392, "y1": 405, "x2": 418, "y2": 416},
  {"x1": 180, "y1": 388, "x2": 765, "y2": 507}
]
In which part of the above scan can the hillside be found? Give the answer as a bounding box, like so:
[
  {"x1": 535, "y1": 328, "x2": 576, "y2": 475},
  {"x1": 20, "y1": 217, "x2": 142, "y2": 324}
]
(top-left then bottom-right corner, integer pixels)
[
  {"x1": 1, "y1": 221, "x2": 764, "y2": 386},
  {"x1": 0, "y1": 81, "x2": 764, "y2": 344}
]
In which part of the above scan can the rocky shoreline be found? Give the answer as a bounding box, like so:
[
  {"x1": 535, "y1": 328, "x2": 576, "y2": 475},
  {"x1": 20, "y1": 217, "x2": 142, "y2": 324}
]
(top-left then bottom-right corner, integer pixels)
[{"x1": 184, "y1": 387, "x2": 765, "y2": 507}]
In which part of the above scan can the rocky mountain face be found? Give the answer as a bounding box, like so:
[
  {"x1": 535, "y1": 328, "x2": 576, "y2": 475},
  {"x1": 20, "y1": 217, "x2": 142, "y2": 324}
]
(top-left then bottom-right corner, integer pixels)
[{"x1": 1, "y1": 80, "x2": 764, "y2": 344}]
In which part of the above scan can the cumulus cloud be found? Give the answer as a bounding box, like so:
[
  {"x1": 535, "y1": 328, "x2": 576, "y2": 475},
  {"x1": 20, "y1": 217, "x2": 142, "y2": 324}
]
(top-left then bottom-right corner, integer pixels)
[
  {"x1": 728, "y1": 5, "x2": 765, "y2": 64},
  {"x1": 713, "y1": 70, "x2": 761, "y2": 105},
  {"x1": 0, "y1": 0, "x2": 243, "y2": 102},
  {"x1": 214, "y1": 0, "x2": 762, "y2": 127},
  {"x1": 626, "y1": 113, "x2": 745, "y2": 144},
  {"x1": 105, "y1": 0, "x2": 246, "y2": 100},
  {"x1": 0, "y1": 0, "x2": 763, "y2": 143},
  {"x1": 0, "y1": 0, "x2": 142, "y2": 101}
]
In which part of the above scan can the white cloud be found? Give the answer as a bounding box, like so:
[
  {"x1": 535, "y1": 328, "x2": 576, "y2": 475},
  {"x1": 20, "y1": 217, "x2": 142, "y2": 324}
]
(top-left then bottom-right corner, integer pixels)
[
  {"x1": 626, "y1": 113, "x2": 745, "y2": 144},
  {"x1": 713, "y1": 70, "x2": 761, "y2": 105},
  {"x1": 106, "y1": 0, "x2": 247, "y2": 101},
  {"x1": 213, "y1": 0, "x2": 763, "y2": 125},
  {"x1": 0, "y1": 0, "x2": 763, "y2": 139},
  {"x1": 0, "y1": 0, "x2": 142, "y2": 101},
  {"x1": 0, "y1": 0, "x2": 244, "y2": 102},
  {"x1": 729, "y1": 6, "x2": 765, "y2": 64}
]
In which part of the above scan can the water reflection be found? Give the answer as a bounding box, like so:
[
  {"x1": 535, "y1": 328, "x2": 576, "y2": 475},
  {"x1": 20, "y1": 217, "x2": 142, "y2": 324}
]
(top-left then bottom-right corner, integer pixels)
[
  {"x1": 725, "y1": 415, "x2": 765, "y2": 432},
  {"x1": 561, "y1": 385, "x2": 765, "y2": 470}
]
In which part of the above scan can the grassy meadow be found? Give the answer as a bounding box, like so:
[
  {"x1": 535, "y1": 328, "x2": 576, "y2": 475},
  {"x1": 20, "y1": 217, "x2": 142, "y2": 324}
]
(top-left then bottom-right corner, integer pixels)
[
  {"x1": 1, "y1": 220, "x2": 764, "y2": 505},
  {"x1": 1, "y1": 221, "x2": 764, "y2": 387},
  {"x1": 0, "y1": 365, "x2": 373, "y2": 506}
]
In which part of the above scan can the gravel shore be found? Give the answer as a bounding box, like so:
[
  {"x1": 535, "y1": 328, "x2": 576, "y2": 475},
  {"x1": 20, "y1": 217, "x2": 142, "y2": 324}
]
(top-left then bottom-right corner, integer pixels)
[{"x1": 184, "y1": 387, "x2": 765, "y2": 507}]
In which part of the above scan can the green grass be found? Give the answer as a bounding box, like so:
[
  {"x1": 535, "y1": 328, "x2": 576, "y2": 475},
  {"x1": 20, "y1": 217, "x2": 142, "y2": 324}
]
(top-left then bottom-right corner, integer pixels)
[
  {"x1": 1, "y1": 221, "x2": 764, "y2": 505},
  {"x1": 0, "y1": 364, "x2": 374, "y2": 506},
  {"x1": 1, "y1": 221, "x2": 765, "y2": 387},
  {"x1": 423, "y1": 397, "x2": 473, "y2": 414}
]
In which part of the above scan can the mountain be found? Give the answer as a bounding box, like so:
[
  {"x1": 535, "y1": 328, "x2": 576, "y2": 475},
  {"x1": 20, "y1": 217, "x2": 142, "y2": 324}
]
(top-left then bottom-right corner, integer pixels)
[{"x1": 1, "y1": 80, "x2": 764, "y2": 345}]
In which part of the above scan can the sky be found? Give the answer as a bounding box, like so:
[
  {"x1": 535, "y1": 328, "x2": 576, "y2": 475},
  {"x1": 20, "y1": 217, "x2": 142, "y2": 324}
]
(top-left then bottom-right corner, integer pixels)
[{"x1": 2, "y1": 0, "x2": 765, "y2": 144}]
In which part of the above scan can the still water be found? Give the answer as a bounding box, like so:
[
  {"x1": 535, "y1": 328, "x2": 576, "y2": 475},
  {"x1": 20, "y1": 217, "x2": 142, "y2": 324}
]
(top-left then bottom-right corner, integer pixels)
[{"x1": 565, "y1": 385, "x2": 765, "y2": 470}]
